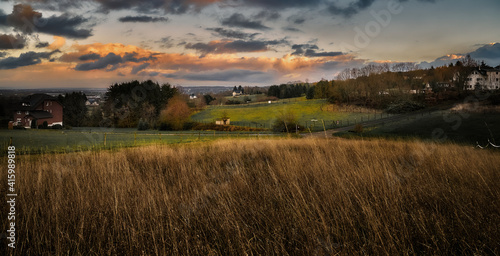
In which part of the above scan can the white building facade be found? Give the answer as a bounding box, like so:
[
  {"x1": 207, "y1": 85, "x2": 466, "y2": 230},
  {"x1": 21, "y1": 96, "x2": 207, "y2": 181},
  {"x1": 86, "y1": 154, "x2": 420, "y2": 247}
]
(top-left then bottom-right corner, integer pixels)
[{"x1": 466, "y1": 68, "x2": 500, "y2": 90}]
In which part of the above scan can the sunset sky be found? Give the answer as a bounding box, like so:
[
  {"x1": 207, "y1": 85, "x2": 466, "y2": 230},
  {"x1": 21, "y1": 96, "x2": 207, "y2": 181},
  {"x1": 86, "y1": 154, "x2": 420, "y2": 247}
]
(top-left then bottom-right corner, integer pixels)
[{"x1": 0, "y1": 0, "x2": 499, "y2": 88}]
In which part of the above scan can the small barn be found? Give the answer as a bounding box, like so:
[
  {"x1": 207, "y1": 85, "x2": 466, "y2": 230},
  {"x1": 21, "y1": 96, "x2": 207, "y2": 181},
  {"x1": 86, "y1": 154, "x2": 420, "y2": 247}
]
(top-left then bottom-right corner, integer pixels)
[{"x1": 215, "y1": 118, "x2": 230, "y2": 125}]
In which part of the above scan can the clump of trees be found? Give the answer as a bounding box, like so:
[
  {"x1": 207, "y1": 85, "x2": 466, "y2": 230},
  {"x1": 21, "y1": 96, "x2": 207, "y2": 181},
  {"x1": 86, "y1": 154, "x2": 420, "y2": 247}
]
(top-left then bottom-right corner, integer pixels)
[
  {"x1": 272, "y1": 109, "x2": 301, "y2": 133},
  {"x1": 159, "y1": 95, "x2": 191, "y2": 130},
  {"x1": 58, "y1": 92, "x2": 88, "y2": 127},
  {"x1": 102, "y1": 80, "x2": 178, "y2": 128},
  {"x1": 267, "y1": 83, "x2": 311, "y2": 99}
]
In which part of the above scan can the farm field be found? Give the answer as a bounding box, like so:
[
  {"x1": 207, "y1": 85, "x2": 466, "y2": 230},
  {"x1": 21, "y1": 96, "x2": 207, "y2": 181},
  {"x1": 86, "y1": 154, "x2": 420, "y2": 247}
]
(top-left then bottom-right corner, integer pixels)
[
  {"x1": 191, "y1": 98, "x2": 385, "y2": 131},
  {"x1": 2, "y1": 138, "x2": 499, "y2": 255},
  {"x1": 0, "y1": 128, "x2": 277, "y2": 155},
  {"x1": 224, "y1": 94, "x2": 267, "y2": 103}
]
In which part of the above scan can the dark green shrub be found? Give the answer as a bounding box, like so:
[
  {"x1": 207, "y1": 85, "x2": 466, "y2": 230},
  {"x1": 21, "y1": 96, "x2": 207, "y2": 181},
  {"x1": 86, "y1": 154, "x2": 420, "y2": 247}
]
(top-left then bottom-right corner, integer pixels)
[
  {"x1": 386, "y1": 100, "x2": 425, "y2": 114},
  {"x1": 137, "y1": 119, "x2": 149, "y2": 131}
]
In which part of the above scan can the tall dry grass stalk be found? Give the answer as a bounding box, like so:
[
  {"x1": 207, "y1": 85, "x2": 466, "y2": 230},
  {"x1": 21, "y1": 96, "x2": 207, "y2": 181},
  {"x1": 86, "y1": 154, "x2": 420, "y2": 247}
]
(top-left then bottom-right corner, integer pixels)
[{"x1": 1, "y1": 138, "x2": 499, "y2": 255}]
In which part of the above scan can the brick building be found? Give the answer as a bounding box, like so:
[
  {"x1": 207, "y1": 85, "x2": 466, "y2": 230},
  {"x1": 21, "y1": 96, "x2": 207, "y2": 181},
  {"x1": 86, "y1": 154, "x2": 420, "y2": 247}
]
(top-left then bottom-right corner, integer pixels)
[{"x1": 12, "y1": 94, "x2": 63, "y2": 128}]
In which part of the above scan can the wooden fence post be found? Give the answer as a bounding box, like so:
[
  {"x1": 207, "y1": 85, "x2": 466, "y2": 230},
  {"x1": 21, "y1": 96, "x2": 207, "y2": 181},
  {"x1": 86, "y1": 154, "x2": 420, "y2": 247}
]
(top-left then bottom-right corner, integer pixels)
[{"x1": 321, "y1": 120, "x2": 327, "y2": 139}]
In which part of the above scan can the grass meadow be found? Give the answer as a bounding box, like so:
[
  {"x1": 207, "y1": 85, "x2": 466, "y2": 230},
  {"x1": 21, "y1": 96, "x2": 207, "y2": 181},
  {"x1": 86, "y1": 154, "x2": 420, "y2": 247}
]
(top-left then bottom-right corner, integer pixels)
[
  {"x1": 191, "y1": 98, "x2": 382, "y2": 131},
  {"x1": 2, "y1": 138, "x2": 499, "y2": 255},
  {"x1": 0, "y1": 129, "x2": 275, "y2": 155}
]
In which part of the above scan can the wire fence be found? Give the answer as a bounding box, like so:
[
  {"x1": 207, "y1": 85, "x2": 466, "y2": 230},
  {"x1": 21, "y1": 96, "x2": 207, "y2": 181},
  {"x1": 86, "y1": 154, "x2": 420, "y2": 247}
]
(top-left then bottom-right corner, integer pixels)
[{"x1": 192, "y1": 112, "x2": 401, "y2": 132}]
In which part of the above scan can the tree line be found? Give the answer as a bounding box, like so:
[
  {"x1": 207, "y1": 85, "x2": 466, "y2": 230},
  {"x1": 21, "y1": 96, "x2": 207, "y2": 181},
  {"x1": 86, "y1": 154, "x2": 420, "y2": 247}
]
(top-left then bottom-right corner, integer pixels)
[
  {"x1": 310, "y1": 55, "x2": 482, "y2": 109},
  {"x1": 267, "y1": 83, "x2": 312, "y2": 99}
]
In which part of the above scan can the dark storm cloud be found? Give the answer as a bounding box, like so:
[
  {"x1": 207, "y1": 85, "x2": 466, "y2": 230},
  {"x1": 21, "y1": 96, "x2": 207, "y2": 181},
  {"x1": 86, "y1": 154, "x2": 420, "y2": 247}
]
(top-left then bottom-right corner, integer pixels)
[
  {"x1": 239, "y1": 0, "x2": 323, "y2": 9},
  {"x1": 11, "y1": 0, "x2": 325, "y2": 14},
  {"x1": 75, "y1": 52, "x2": 123, "y2": 71},
  {"x1": 469, "y1": 43, "x2": 500, "y2": 61},
  {"x1": 186, "y1": 39, "x2": 288, "y2": 55},
  {"x1": 398, "y1": 0, "x2": 437, "y2": 3},
  {"x1": 207, "y1": 27, "x2": 260, "y2": 40},
  {"x1": 252, "y1": 10, "x2": 281, "y2": 21},
  {"x1": 283, "y1": 27, "x2": 302, "y2": 33},
  {"x1": 0, "y1": 50, "x2": 58, "y2": 69},
  {"x1": 225, "y1": 40, "x2": 268, "y2": 52},
  {"x1": 8, "y1": 0, "x2": 439, "y2": 16},
  {"x1": 138, "y1": 71, "x2": 160, "y2": 77},
  {"x1": 118, "y1": 15, "x2": 169, "y2": 23},
  {"x1": 92, "y1": 0, "x2": 219, "y2": 14},
  {"x1": 38, "y1": 14, "x2": 93, "y2": 39},
  {"x1": 78, "y1": 53, "x2": 101, "y2": 61},
  {"x1": 183, "y1": 69, "x2": 274, "y2": 82},
  {"x1": 291, "y1": 44, "x2": 319, "y2": 55},
  {"x1": 185, "y1": 40, "x2": 267, "y2": 54},
  {"x1": 0, "y1": 4, "x2": 93, "y2": 39},
  {"x1": 155, "y1": 36, "x2": 175, "y2": 48},
  {"x1": 305, "y1": 49, "x2": 343, "y2": 57},
  {"x1": 35, "y1": 41, "x2": 50, "y2": 48},
  {"x1": 74, "y1": 52, "x2": 156, "y2": 71},
  {"x1": 287, "y1": 16, "x2": 306, "y2": 25},
  {"x1": 0, "y1": 34, "x2": 26, "y2": 49},
  {"x1": 123, "y1": 52, "x2": 157, "y2": 62},
  {"x1": 131, "y1": 62, "x2": 150, "y2": 74},
  {"x1": 291, "y1": 44, "x2": 343, "y2": 57},
  {"x1": 221, "y1": 13, "x2": 270, "y2": 30},
  {"x1": 327, "y1": 0, "x2": 376, "y2": 18},
  {"x1": 99, "y1": 0, "x2": 322, "y2": 13},
  {"x1": 326, "y1": 0, "x2": 438, "y2": 18}
]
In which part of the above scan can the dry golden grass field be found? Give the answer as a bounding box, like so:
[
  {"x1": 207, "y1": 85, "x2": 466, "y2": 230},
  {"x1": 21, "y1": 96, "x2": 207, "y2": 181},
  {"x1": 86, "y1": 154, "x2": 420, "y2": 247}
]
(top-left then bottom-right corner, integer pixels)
[{"x1": 2, "y1": 138, "x2": 500, "y2": 255}]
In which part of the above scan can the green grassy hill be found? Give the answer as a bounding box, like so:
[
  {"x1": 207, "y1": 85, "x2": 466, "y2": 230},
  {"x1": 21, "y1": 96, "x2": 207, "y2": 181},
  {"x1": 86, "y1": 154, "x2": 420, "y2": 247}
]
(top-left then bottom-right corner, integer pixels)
[{"x1": 191, "y1": 98, "x2": 382, "y2": 131}]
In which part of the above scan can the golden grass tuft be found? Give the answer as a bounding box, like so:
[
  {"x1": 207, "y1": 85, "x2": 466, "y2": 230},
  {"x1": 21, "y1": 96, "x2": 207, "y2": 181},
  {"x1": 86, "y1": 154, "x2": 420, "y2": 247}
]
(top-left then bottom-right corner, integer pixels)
[{"x1": 2, "y1": 138, "x2": 500, "y2": 255}]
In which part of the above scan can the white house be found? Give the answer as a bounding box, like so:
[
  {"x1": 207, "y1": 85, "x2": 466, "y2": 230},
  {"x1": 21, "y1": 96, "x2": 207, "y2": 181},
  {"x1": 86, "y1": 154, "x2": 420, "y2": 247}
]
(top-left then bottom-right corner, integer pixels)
[{"x1": 466, "y1": 67, "x2": 500, "y2": 90}]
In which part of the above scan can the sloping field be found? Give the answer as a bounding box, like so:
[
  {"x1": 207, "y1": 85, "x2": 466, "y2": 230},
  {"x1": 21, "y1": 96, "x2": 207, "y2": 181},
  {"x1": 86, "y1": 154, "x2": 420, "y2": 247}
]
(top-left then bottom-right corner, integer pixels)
[
  {"x1": 191, "y1": 98, "x2": 379, "y2": 130},
  {"x1": 3, "y1": 138, "x2": 499, "y2": 255}
]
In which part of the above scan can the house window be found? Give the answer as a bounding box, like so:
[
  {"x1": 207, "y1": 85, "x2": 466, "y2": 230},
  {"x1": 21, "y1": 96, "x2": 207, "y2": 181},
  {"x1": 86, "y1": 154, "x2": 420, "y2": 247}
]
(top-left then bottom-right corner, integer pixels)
[
  {"x1": 17, "y1": 111, "x2": 21, "y2": 115},
  {"x1": 25, "y1": 111, "x2": 29, "y2": 115},
  {"x1": 497, "y1": 78, "x2": 499, "y2": 82},
  {"x1": 17, "y1": 118, "x2": 21, "y2": 122}
]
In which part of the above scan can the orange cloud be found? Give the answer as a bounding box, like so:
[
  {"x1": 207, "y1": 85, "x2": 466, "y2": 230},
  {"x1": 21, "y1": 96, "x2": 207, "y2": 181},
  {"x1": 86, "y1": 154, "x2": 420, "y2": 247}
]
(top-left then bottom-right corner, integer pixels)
[
  {"x1": 59, "y1": 42, "x2": 359, "y2": 74},
  {"x1": 48, "y1": 36, "x2": 66, "y2": 50},
  {"x1": 59, "y1": 43, "x2": 159, "y2": 63},
  {"x1": 2, "y1": 42, "x2": 365, "y2": 87}
]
